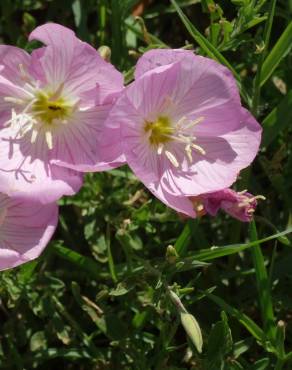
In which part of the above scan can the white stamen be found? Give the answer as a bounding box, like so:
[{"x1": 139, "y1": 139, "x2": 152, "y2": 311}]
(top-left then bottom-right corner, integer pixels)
[
  {"x1": 31, "y1": 129, "x2": 38, "y2": 144},
  {"x1": 176, "y1": 116, "x2": 187, "y2": 129},
  {"x1": 183, "y1": 116, "x2": 204, "y2": 130},
  {"x1": 4, "y1": 97, "x2": 24, "y2": 104},
  {"x1": 252, "y1": 195, "x2": 266, "y2": 201},
  {"x1": 45, "y1": 130, "x2": 53, "y2": 150},
  {"x1": 238, "y1": 189, "x2": 248, "y2": 195},
  {"x1": 238, "y1": 195, "x2": 266, "y2": 208},
  {"x1": 190, "y1": 143, "x2": 206, "y2": 155},
  {"x1": 165, "y1": 150, "x2": 179, "y2": 168},
  {"x1": 185, "y1": 144, "x2": 193, "y2": 163},
  {"x1": 49, "y1": 83, "x2": 64, "y2": 101},
  {"x1": 157, "y1": 143, "x2": 164, "y2": 155},
  {"x1": 247, "y1": 209, "x2": 255, "y2": 214}
]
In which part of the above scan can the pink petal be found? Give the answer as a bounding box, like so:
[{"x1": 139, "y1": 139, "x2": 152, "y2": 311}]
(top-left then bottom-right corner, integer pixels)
[
  {"x1": 0, "y1": 193, "x2": 58, "y2": 270},
  {"x1": 0, "y1": 48, "x2": 32, "y2": 130},
  {"x1": 0, "y1": 130, "x2": 83, "y2": 203},
  {"x1": 49, "y1": 105, "x2": 126, "y2": 172},
  {"x1": 150, "y1": 183, "x2": 196, "y2": 217},
  {"x1": 135, "y1": 48, "x2": 194, "y2": 79},
  {"x1": 29, "y1": 23, "x2": 123, "y2": 101},
  {"x1": 0, "y1": 45, "x2": 30, "y2": 85}
]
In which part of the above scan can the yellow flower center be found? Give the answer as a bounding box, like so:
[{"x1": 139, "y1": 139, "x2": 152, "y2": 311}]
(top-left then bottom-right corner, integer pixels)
[
  {"x1": 144, "y1": 116, "x2": 173, "y2": 146},
  {"x1": 143, "y1": 115, "x2": 206, "y2": 168},
  {"x1": 32, "y1": 91, "x2": 72, "y2": 125}
]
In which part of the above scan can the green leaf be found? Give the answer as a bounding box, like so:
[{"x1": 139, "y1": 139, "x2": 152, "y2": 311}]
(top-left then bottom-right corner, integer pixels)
[
  {"x1": 232, "y1": 338, "x2": 254, "y2": 359},
  {"x1": 260, "y1": 21, "x2": 292, "y2": 87},
  {"x1": 109, "y1": 282, "x2": 133, "y2": 296},
  {"x1": 262, "y1": 90, "x2": 292, "y2": 148},
  {"x1": 52, "y1": 243, "x2": 101, "y2": 280},
  {"x1": 206, "y1": 311, "x2": 233, "y2": 366},
  {"x1": 250, "y1": 358, "x2": 270, "y2": 370},
  {"x1": 204, "y1": 292, "x2": 265, "y2": 342},
  {"x1": 30, "y1": 331, "x2": 47, "y2": 352}
]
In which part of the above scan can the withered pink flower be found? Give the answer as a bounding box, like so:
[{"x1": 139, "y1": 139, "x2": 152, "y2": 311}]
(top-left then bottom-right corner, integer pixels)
[{"x1": 191, "y1": 188, "x2": 265, "y2": 222}]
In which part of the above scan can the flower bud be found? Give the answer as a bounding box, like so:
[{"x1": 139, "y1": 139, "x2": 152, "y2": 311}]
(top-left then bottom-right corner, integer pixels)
[
  {"x1": 180, "y1": 312, "x2": 203, "y2": 353},
  {"x1": 166, "y1": 245, "x2": 178, "y2": 264},
  {"x1": 98, "y1": 45, "x2": 111, "y2": 62}
]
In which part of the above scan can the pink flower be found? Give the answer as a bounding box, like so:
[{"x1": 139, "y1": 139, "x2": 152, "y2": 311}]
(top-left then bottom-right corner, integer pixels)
[
  {"x1": 0, "y1": 192, "x2": 58, "y2": 270},
  {"x1": 190, "y1": 189, "x2": 265, "y2": 222},
  {"x1": 101, "y1": 49, "x2": 262, "y2": 216},
  {"x1": 0, "y1": 23, "x2": 125, "y2": 203}
]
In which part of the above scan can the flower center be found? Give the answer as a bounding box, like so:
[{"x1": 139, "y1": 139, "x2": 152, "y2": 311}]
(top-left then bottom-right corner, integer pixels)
[
  {"x1": 32, "y1": 91, "x2": 72, "y2": 125},
  {"x1": 4, "y1": 79, "x2": 77, "y2": 150},
  {"x1": 144, "y1": 115, "x2": 206, "y2": 168},
  {"x1": 144, "y1": 116, "x2": 173, "y2": 146}
]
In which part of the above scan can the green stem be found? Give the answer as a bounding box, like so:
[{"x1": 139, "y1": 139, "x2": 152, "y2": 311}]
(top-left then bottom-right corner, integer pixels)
[
  {"x1": 98, "y1": 0, "x2": 107, "y2": 45},
  {"x1": 249, "y1": 220, "x2": 276, "y2": 343},
  {"x1": 106, "y1": 224, "x2": 117, "y2": 283},
  {"x1": 275, "y1": 358, "x2": 285, "y2": 370}
]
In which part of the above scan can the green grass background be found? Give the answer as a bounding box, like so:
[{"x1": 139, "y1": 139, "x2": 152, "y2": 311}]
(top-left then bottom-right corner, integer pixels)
[{"x1": 0, "y1": 0, "x2": 292, "y2": 369}]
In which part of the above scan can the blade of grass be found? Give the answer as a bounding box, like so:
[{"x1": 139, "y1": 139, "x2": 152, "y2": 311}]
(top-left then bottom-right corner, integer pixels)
[
  {"x1": 170, "y1": 0, "x2": 251, "y2": 106},
  {"x1": 249, "y1": 220, "x2": 276, "y2": 343},
  {"x1": 260, "y1": 21, "x2": 292, "y2": 87},
  {"x1": 252, "y1": 0, "x2": 277, "y2": 116},
  {"x1": 187, "y1": 228, "x2": 292, "y2": 261}
]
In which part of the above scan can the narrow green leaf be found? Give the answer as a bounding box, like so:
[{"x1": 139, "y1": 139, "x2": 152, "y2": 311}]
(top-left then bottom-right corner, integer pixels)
[
  {"x1": 174, "y1": 221, "x2": 192, "y2": 255},
  {"x1": 261, "y1": 21, "x2": 292, "y2": 87},
  {"x1": 249, "y1": 221, "x2": 276, "y2": 343},
  {"x1": 187, "y1": 228, "x2": 292, "y2": 261},
  {"x1": 52, "y1": 244, "x2": 101, "y2": 280},
  {"x1": 262, "y1": 90, "x2": 292, "y2": 148}
]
